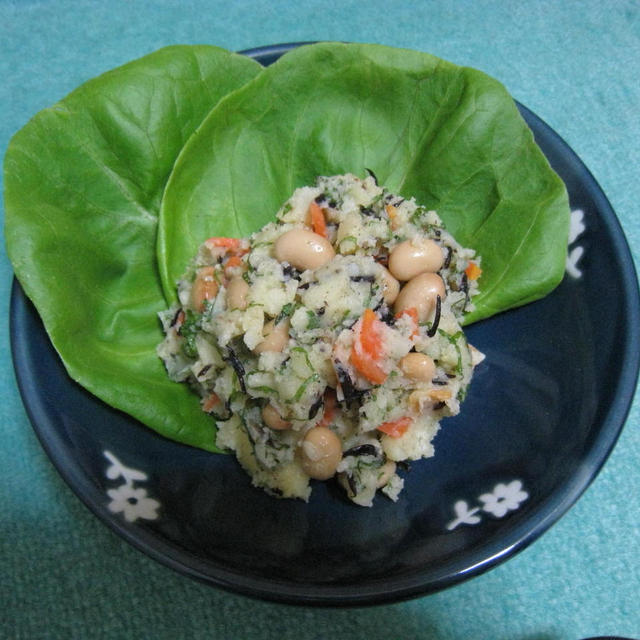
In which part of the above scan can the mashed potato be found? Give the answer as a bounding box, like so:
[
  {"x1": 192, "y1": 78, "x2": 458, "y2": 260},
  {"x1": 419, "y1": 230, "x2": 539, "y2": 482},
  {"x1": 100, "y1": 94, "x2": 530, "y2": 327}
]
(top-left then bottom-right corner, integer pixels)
[{"x1": 158, "y1": 173, "x2": 483, "y2": 506}]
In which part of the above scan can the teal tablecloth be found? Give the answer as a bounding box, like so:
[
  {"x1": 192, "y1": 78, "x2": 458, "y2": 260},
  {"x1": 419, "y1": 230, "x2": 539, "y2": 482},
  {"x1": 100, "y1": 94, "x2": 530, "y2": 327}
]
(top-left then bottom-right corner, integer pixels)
[{"x1": 2, "y1": 2, "x2": 638, "y2": 638}]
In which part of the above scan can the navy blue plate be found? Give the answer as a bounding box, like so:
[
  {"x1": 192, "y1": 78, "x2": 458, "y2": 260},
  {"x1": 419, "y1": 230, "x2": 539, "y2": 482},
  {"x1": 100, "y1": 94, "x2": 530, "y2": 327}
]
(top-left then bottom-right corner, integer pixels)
[{"x1": 10, "y1": 43, "x2": 640, "y2": 606}]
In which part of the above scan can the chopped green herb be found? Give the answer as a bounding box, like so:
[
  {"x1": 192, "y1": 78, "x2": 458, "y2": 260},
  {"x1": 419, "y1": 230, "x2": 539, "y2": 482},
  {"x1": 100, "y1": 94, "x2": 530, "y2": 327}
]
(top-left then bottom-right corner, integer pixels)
[
  {"x1": 339, "y1": 309, "x2": 352, "y2": 325},
  {"x1": 291, "y1": 373, "x2": 320, "y2": 403},
  {"x1": 275, "y1": 302, "x2": 295, "y2": 324},
  {"x1": 338, "y1": 235, "x2": 357, "y2": 253},
  {"x1": 291, "y1": 346, "x2": 315, "y2": 371},
  {"x1": 306, "y1": 310, "x2": 321, "y2": 329},
  {"x1": 438, "y1": 329, "x2": 463, "y2": 344},
  {"x1": 178, "y1": 309, "x2": 200, "y2": 357},
  {"x1": 248, "y1": 385, "x2": 278, "y2": 395},
  {"x1": 438, "y1": 329, "x2": 465, "y2": 375}
]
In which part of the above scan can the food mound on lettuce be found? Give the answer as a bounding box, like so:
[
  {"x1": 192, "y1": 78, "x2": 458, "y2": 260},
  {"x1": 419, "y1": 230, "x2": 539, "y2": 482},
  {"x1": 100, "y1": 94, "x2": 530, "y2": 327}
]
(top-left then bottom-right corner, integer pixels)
[{"x1": 158, "y1": 173, "x2": 484, "y2": 505}]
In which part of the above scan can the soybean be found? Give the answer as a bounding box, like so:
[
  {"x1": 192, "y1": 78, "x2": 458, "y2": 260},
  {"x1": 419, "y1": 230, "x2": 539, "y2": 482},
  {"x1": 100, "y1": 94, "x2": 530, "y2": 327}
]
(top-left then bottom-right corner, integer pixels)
[
  {"x1": 300, "y1": 426, "x2": 342, "y2": 480},
  {"x1": 261, "y1": 404, "x2": 292, "y2": 430},
  {"x1": 394, "y1": 272, "x2": 445, "y2": 323},
  {"x1": 254, "y1": 318, "x2": 290, "y2": 354},
  {"x1": 274, "y1": 228, "x2": 335, "y2": 271},
  {"x1": 399, "y1": 353, "x2": 436, "y2": 382},
  {"x1": 190, "y1": 266, "x2": 219, "y2": 312},
  {"x1": 226, "y1": 277, "x2": 249, "y2": 311},
  {"x1": 379, "y1": 267, "x2": 400, "y2": 305},
  {"x1": 389, "y1": 238, "x2": 444, "y2": 281}
]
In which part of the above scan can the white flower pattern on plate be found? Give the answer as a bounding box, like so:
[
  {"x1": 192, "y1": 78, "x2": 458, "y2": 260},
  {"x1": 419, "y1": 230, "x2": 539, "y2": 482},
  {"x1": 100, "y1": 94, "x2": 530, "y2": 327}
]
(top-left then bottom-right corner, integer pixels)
[
  {"x1": 446, "y1": 480, "x2": 528, "y2": 531},
  {"x1": 566, "y1": 209, "x2": 586, "y2": 278},
  {"x1": 107, "y1": 483, "x2": 161, "y2": 523},
  {"x1": 479, "y1": 480, "x2": 529, "y2": 517},
  {"x1": 104, "y1": 450, "x2": 160, "y2": 522},
  {"x1": 104, "y1": 450, "x2": 148, "y2": 484},
  {"x1": 446, "y1": 500, "x2": 482, "y2": 530},
  {"x1": 102, "y1": 449, "x2": 528, "y2": 527},
  {"x1": 100, "y1": 216, "x2": 578, "y2": 526},
  {"x1": 446, "y1": 213, "x2": 582, "y2": 530}
]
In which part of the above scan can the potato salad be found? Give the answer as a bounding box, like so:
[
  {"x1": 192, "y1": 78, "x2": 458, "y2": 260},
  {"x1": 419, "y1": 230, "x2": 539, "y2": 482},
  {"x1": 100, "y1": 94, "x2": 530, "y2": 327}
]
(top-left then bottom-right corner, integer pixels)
[{"x1": 158, "y1": 173, "x2": 483, "y2": 506}]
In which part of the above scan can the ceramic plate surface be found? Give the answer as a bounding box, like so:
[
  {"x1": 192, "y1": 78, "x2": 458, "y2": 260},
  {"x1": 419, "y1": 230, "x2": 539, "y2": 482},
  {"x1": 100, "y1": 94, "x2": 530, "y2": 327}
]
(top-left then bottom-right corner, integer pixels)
[{"x1": 10, "y1": 43, "x2": 640, "y2": 606}]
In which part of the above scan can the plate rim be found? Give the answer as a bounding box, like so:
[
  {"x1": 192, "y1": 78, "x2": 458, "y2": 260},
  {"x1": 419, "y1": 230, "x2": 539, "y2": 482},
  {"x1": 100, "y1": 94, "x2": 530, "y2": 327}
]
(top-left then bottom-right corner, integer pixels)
[{"x1": 8, "y1": 41, "x2": 640, "y2": 606}]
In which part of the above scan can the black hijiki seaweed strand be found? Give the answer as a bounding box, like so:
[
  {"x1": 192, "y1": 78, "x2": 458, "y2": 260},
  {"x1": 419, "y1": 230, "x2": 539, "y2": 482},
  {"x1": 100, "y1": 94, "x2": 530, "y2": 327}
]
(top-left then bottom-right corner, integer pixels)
[
  {"x1": 343, "y1": 443, "x2": 378, "y2": 458},
  {"x1": 426, "y1": 295, "x2": 442, "y2": 338},
  {"x1": 308, "y1": 394, "x2": 324, "y2": 420},
  {"x1": 224, "y1": 347, "x2": 247, "y2": 394}
]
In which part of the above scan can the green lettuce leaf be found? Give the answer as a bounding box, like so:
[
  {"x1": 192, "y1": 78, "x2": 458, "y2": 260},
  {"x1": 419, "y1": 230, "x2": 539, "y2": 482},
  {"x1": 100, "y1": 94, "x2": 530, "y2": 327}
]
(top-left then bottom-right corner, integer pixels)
[
  {"x1": 4, "y1": 45, "x2": 261, "y2": 451},
  {"x1": 6, "y1": 42, "x2": 570, "y2": 456},
  {"x1": 158, "y1": 42, "x2": 569, "y2": 323}
]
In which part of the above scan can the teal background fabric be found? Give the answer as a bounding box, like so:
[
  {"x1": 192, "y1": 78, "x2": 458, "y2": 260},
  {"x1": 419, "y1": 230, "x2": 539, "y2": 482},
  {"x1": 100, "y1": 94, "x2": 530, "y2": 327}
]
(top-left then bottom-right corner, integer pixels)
[{"x1": 1, "y1": 1, "x2": 638, "y2": 638}]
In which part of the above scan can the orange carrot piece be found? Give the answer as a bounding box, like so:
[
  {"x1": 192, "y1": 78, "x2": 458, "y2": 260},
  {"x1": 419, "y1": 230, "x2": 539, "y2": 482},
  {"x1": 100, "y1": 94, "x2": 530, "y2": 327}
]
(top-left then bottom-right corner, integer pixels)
[
  {"x1": 205, "y1": 237, "x2": 249, "y2": 258},
  {"x1": 206, "y1": 236, "x2": 241, "y2": 250},
  {"x1": 385, "y1": 204, "x2": 398, "y2": 229},
  {"x1": 201, "y1": 393, "x2": 221, "y2": 413},
  {"x1": 308, "y1": 201, "x2": 328, "y2": 238},
  {"x1": 316, "y1": 390, "x2": 337, "y2": 428},
  {"x1": 350, "y1": 347, "x2": 387, "y2": 385},
  {"x1": 465, "y1": 261, "x2": 482, "y2": 280},
  {"x1": 223, "y1": 255, "x2": 245, "y2": 276},
  {"x1": 225, "y1": 255, "x2": 243, "y2": 268},
  {"x1": 350, "y1": 308, "x2": 387, "y2": 384},
  {"x1": 359, "y1": 309, "x2": 383, "y2": 358},
  {"x1": 377, "y1": 416, "x2": 412, "y2": 438}
]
